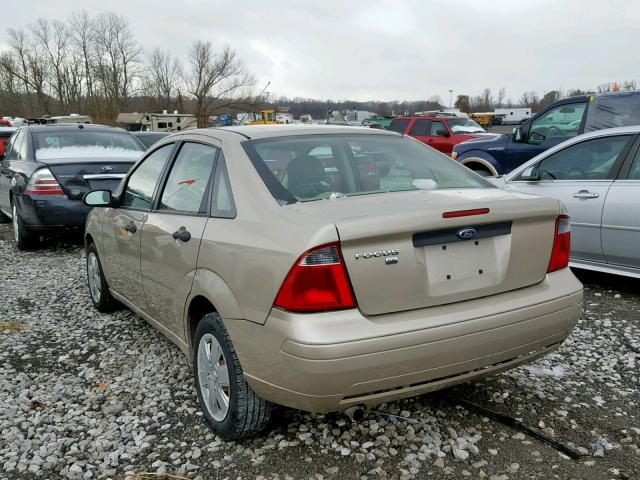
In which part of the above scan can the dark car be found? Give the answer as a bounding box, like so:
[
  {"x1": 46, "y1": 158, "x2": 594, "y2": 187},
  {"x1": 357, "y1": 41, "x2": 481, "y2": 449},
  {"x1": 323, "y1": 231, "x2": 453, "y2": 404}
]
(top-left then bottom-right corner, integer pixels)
[
  {"x1": 452, "y1": 91, "x2": 640, "y2": 176},
  {"x1": 0, "y1": 124, "x2": 145, "y2": 249},
  {"x1": 133, "y1": 131, "x2": 169, "y2": 149}
]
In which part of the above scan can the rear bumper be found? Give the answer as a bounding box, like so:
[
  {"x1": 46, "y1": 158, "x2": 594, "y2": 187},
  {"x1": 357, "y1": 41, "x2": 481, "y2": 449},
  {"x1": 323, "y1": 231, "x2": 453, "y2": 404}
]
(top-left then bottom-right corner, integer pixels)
[
  {"x1": 225, "y1": 268, "x2": 583, "y2": 413},
  {"x1": 17, "y1": 194, "x2": 90, "y2": 228}
]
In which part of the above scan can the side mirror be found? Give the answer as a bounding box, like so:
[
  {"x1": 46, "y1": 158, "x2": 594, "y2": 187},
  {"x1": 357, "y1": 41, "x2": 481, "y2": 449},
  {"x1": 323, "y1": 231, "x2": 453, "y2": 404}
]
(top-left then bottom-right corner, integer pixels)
[
  {"x1": 520, "y1": 165, "x2": 540, "y2": 181},
  {"x1": 512, "y1": 126, "x2": 523, "y2": 143},
  {"x1": 84, "y1": 189, "x2": 113, "y2": 207},
  {"x1": 436, "y1": 129, "x2": 450, "y2": 137}
]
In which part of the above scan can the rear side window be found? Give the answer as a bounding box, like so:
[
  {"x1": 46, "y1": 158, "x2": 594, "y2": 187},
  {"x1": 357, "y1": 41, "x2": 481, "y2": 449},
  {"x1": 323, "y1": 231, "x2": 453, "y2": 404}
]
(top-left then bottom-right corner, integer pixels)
[
  {"x1": 388, "y1": 119, "x2": 410, "y2": 133},
  {"x1": 410, "y1": 119, "x2": 430, "y2": 136},
  {"x1": 122, "y1": 144, "x2": 174, "y2": 210},
  {"x1": 628, "y1": 148, "x2": 640, "y2": 180},
  {"x1": 211, "y1": 153, "x2": 236, "y2": 218},
  {"x1": 244, "y1": 134, "x2": 491, "y2": 204},
  {"x1": 586, "y1": 93, "x2": 640, "y2": 132},
  {"x1": 158, "y1": 142, "x2": 217, "y2": 213}
]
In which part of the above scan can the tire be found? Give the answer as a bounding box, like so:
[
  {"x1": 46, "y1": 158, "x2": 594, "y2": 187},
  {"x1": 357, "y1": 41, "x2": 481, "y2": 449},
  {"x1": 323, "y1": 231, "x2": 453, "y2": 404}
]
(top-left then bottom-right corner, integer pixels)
[
  {"x1": 86, "y1": 243, "x2": 121, "y2": 312},
  {"x1": 193, "y1": 313, "x2": 272, "y2": 440},
  {"x1": 471, "y1": 168, "x2": 492, "y2": 177},
  {"x1": 0, "y1": 207, "x2": 9, "y2": 224},
  {"x1": 11, "y1": 200, "x2": 34, "y2": 250}
]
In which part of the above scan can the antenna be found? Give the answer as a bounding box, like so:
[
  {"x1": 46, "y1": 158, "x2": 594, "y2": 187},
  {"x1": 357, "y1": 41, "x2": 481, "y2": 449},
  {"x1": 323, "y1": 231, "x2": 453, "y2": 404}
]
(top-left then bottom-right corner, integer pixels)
[{"x1": 238, "y1": 81, "x2": 271, "y2": 125}]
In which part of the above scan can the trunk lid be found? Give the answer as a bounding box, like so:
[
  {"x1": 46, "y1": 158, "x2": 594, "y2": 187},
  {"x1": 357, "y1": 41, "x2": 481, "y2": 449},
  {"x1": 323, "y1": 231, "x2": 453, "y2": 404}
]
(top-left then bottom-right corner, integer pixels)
[
  {"x1": 287, "y1": 188, "x2": 561, "y2": 316},
  {"x1": 43, "y1": 158, "x2": 136, "y2": 200}
]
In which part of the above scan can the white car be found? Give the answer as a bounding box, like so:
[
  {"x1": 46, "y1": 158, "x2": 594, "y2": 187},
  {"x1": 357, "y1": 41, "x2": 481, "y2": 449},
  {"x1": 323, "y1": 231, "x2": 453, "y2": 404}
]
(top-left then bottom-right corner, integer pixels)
[{"x1": 492, "y1": 126, "x2": 640, "y2": 278}]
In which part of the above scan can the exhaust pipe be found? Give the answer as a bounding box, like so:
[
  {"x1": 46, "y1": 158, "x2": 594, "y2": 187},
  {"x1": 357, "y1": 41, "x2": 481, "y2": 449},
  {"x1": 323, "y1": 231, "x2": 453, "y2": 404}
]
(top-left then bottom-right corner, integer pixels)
[{"x1": 343, "y1": 405, "x2": 369, "y2": 422}]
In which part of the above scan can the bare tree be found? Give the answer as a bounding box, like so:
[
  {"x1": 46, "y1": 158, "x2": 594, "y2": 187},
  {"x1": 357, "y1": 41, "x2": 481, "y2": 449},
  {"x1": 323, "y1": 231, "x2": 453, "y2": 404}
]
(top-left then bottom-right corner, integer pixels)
[
  {"x1": 146, "y1": 48, "x2": 182, "y2": 110},
  {"x1": 69, "y1": 10, "x2": 97, "y2": 113},
  {"x1": 496, "y1": 87, "x2": 506, "y2": 108},
  {"x1": 93, "y1": 12, "x2": 142, "y2": 117},
  {"x1": 185, "y1": 42, "x2": 254, "y2": 127}
]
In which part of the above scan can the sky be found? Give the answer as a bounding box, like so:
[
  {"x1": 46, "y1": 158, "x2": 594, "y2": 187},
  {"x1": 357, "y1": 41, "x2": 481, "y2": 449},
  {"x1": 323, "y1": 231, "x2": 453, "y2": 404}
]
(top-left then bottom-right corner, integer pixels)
[{"x1": 2, "y1": 0, "x2": 639, "y2": 104}]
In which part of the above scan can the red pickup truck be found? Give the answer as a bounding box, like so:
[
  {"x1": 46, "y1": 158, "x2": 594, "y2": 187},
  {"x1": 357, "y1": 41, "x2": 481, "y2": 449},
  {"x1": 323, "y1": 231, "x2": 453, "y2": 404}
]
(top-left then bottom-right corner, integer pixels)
[{"x1": 388, "y1": 115, "x2": 487, "y2": 155}]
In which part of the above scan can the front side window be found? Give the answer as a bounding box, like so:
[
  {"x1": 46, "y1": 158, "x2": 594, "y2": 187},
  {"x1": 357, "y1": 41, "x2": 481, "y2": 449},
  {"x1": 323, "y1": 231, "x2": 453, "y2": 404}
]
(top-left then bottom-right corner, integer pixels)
[
  {"x1": 121, "y1": 144, "x2": 175, "y2": 209},
  {"x1": 520, "y1": 135, "x2": 632, "y2": 181},
  {"x1": 410, "y1": 119, "x2": 430, "y2": 136},
  {"x1": 34, "y1": 131, "x2": 144, "y2": 160},
  {"x1": 529, "y1": 103, "x2": 586, "y2": 143},
  {"x1": 429, "y1": 121, "x2": 445, "y2": 136},
  {"x1": 244, "y1": 134, "x2": 491, "y2": 204},
  {"x1": 388, "y1": 119, "x2": 410, "y2": 133},
  {"x1": 158, "y1": 142, "x2": 217, "y2": 213}
]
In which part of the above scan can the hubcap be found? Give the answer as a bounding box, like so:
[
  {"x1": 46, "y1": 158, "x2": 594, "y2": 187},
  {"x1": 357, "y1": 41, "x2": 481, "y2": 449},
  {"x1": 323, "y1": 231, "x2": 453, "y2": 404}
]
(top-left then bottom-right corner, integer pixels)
[
  {"x1": 87, "y1": 252, "x2": 102, "y2": 303},
  {"x1": 12, "y1": 204, "x2": 19, "y2": 243},
  {"x1": 197, "y1": 333, "x2": 230, "y2": 422}
]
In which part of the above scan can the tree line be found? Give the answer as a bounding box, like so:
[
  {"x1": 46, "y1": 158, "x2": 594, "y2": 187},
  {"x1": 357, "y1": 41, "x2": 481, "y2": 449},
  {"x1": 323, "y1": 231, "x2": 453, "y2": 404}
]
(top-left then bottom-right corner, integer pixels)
[
  {"x1": 0, "y1": 10, "x2": 254, "y2": 126},
  {"x1": 0, "y1": 10, "x2": 637, "y2": 125}
]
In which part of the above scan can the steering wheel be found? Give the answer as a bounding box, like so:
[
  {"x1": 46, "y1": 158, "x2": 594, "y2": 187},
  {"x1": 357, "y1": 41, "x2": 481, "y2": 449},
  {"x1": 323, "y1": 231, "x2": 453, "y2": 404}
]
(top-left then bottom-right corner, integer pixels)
[
  {"x1": 566, "y1": 166, "x2": 587, "y2": 179},
  {"x1": 547, "y1": 126, "x2": 561, "y2": 137}
]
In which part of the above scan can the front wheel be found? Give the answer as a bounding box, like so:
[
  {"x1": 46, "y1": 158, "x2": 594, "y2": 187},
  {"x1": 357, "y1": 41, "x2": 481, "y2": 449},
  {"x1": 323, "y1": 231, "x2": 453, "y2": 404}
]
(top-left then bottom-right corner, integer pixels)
[
  {"x1": 86, "y1": 243, "x2": 121, "y2": 312},
  {"x1": 12, "y1": 201, "x2": 34, "y2": 250},
  {"x1": 193, "y1": 313, "x2": 272, "y2": 440}
]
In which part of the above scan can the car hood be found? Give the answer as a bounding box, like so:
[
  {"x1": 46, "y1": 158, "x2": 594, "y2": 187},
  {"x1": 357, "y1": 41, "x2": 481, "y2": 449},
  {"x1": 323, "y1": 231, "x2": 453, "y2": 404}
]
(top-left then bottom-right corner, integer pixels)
[{"x1": 453, "y1": 133, "x2": 506, "y2": 152}]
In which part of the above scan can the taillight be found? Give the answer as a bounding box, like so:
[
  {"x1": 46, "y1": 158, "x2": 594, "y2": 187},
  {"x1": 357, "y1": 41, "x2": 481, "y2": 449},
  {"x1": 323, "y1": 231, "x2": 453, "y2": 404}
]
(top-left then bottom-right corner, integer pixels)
[
  {"x1": 26, "y1": 168, "x2": 64, "y2": 195},
  {"x1": 274, "y1": 243, "x2": 356, "y2": 312},
  {"x1": 547, "y1": 215, "x2": 571, "y2": 273}
]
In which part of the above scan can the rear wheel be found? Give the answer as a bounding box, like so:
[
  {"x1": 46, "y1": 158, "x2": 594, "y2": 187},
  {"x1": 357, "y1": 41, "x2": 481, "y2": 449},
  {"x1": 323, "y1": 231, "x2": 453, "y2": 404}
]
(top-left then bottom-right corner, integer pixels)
[
  {"x1": 193, "y1": 312, "x2": 272, "y2": 440},
  {"x1": 11, "y1": 200, "x2": 34, "y2": 250},
  {"x1": 86, "y1": 243, "x2": 120, "y2": 312}
]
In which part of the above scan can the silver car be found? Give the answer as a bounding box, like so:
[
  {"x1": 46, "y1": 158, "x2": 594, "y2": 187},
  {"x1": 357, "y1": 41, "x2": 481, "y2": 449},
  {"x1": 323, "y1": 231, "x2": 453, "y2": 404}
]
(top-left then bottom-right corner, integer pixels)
[{"x1": 493, "y1": 126, "x2": 640, "y2": 278}]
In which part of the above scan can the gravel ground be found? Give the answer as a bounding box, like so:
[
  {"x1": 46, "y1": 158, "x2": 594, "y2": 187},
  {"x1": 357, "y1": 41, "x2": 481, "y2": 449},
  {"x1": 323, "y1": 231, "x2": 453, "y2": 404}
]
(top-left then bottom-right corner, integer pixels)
[{"x1": 1, "y1": 225, "x2": 639, "y2": 480}]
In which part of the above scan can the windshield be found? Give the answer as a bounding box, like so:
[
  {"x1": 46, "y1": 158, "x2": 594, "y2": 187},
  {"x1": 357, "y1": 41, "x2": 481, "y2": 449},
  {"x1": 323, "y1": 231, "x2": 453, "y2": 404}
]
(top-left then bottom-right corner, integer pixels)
[
  {"x1": 244, "y1": 134, "x2": 492, "y2": 204},
  {"x1": 448, "y1": 118, "x2": 485, "y2": 134},
  {"x1": 34, "y1": 131, "x2": 144, "y2": 160}
]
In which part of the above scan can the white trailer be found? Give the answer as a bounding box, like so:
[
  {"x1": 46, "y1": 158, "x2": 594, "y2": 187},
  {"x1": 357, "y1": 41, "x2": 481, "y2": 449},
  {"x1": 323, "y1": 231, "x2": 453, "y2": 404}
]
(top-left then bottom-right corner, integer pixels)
[
  {"x1": 494, "y1": 108, "x2": 531, "y2": 125},
  {"x1": 117, "y1": 111, "x2": 197, "y2": 132}
]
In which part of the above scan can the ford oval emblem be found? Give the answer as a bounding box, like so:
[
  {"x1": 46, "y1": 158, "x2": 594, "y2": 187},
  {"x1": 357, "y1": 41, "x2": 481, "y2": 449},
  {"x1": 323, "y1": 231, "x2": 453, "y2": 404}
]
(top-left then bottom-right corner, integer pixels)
[{"x1": 457, "y1": 227, "x2": 477, "y2": 240}]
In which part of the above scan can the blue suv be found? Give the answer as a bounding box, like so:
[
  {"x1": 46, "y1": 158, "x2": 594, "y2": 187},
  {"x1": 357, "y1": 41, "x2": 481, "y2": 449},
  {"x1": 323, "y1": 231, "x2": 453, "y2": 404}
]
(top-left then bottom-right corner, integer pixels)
[{"x1": 452, "y1": 91, "x2": 640, "y2": 176}]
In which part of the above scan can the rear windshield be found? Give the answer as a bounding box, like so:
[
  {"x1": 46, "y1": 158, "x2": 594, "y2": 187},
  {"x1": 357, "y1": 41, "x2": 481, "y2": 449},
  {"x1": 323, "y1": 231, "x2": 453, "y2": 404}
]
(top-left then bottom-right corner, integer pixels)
[
  {"x1": 585, "y1": 92, "x2": 640, "y2": 132},
  {"x1": 244, "y1": 134, "x2": 491, "y2": 204},
  {"x1": 34, "y1": 131, "x2": 144, "y2": 160}
]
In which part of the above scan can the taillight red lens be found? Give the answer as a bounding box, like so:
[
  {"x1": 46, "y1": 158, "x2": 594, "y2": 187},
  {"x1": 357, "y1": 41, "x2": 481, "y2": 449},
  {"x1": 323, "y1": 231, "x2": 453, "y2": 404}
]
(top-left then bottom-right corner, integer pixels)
[
  {"x1": 26, "y1": 168, "x2": 64, "y2": 195},
  {"x1": 547, "y1": 215, "x2": 571, "y2": 273},
  {"x1": 274, "y1": 243, "x2": 356, "y2": 312}
]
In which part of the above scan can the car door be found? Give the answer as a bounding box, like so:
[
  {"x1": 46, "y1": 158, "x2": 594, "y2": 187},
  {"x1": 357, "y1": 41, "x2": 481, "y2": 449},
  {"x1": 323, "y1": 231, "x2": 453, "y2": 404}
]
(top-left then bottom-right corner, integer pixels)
[
  {"x1": 426, "y1": 120, "x2": 451, "y2": 153},
  {"x1": 408, "y1": 119, "x2": 431, "y2": 145},
  {"x1": 101, "y1": 142, "x2": 176, "y2": 311},
  {"x1": 507, "y1": 134, "x2": 634, "y2": 263},
  {"x1": 140, "y1": 140, "x2": 219, "y2": 336},
  {"x1": 601, "y1": 140, "x2": 640, "y2": 268},
  {"x1": 0, "y1": 130, "x2": 22, "y2": 213}
]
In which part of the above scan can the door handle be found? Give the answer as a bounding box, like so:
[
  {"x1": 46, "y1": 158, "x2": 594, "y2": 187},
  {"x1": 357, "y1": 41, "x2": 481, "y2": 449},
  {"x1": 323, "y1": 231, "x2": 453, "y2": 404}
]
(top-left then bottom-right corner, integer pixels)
[
  {"x1": 572, "y1": 190, "x2": 599, "y2": 199},
  {"x1": 123, "y1": 222, "x2": 137, "y2": 233},
  {"x1": 172, "y1": 230, "x2": 191, "y2": 242}
]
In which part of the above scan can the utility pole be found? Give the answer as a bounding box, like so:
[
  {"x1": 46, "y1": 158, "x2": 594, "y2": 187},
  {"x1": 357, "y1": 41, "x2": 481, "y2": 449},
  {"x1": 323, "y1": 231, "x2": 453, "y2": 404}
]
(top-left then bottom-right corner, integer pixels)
[{"x1": 448, "y1": 89, "x2": 453, "y2": 109}]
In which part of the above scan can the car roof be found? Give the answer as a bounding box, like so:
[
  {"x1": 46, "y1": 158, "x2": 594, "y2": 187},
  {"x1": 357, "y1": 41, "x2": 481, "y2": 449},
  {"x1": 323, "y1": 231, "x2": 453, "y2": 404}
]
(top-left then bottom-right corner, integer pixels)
[
  {"x1": 22, "y1": 124, "x2": 129, "y2": 133},
  {"x1": 174, "y1": 124, "x2": 399, "y2": 141}
]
